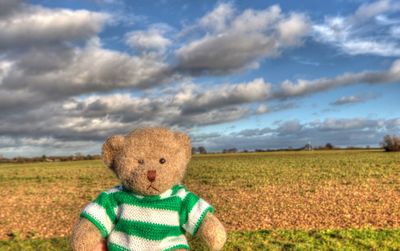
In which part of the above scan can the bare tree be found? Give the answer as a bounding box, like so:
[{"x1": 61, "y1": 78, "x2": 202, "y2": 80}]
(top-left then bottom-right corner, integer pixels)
[
  {"x1": 381, "y1": 135, "x2": 400, "y2": 152},
  {"x1": 325, "y1": 143, "x2": 334, "y2": 149},
  {"x1": 198, "y1": 146, "x2": 207, "y2": 154},
  {"x1": 223, "y1": 148, "x2": 238, "y2": 153}
]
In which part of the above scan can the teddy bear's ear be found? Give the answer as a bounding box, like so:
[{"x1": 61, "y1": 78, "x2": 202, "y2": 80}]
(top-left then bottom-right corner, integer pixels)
[
  {"x1": 174, "y1": 132, "x2": 192, "y2": 162},
  {"x1": 102, "y1": 135, "x2": 125, "y2": 169}
]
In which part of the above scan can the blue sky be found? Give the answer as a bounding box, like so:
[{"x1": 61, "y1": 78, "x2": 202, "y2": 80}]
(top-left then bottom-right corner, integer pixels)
[{"x1": 0, "y1": 0, "x2": 399, "y2": 157}]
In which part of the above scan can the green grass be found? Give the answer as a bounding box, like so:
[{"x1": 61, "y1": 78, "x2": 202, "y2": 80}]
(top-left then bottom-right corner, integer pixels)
[
  {"x1": 1, "y1": 150, "x2": 399, "y2": 189},
  {"x1": 187, "y1": 150, "x2": 400, "y2": 187},
  {"x1": 1, "y1": 229, "x2": 399, "y2": 251}
]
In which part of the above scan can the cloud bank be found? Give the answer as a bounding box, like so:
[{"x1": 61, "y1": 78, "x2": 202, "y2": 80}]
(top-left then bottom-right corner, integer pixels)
[{"x1": 0, "y1": 1, "x2": 399, "y2": 157}]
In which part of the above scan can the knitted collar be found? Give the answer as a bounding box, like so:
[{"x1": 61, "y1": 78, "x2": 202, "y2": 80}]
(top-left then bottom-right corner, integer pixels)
[{"x1": 120, "y1": 184, "x2": 182, "y2": 201}]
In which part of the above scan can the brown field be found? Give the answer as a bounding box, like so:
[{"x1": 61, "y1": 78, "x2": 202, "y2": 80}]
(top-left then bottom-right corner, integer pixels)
[{"x1": 0, "y1": 150, "x2": 399, "y2": 240}]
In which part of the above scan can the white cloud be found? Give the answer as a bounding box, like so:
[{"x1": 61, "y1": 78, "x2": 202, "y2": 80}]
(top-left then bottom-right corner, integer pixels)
[
  {"x1": 256, "y1": 104, "x2": 269, "y2": 114},
  {"x1": 351, "y1": 0, "x2": 393, "y2": 23},
  {"x1": 315, "y1": 118, "x2": 384, "y2": 131},
  {"x1": 181, "y1": 78, "x2": 272, "y2": 114},
  {"x1": 1, "y1": 39, "x2": 171, "y2": 105},
  {"x1": 0, "y1": 60, "x2": 13, "y2": 83},
  {"x1": 312, "y1": 0, "x2": 400, "y2": 56},
  {"x1": 199, "y1": 2, "x2": 234, "y2": 33},
  {"x1": 125, "y1": 26, "x2": 172, "y2": 53},
  {"x1": 277, "y1": 13, "x2": 310, "y2": 46},
  {"x1": 331, "y1": 93, "x2": 379, "y2": 106},
  {"x1": 0, "y1": 5, "x2": 110, "y2": 49},
  {"x1": 0, "y1": 1, "x2": 176, "y2": 121},
  {"x1": 276, "y1": 59, "x2": 400, "y2": 98},
  {"x1": 230, "y1": 5, "x2": 282, "y2": 32},
  {"x1": 332, "y1": 95, "x2": 361, "y2": 105},
  {"x1": 339, "y1": 40, "x2": 400, "y2": 56},
  {"x1": 175, "y1": 4, "x2": 310, "y2": 74}
]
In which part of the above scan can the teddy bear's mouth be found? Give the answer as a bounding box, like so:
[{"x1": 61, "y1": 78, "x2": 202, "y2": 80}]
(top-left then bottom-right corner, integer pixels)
[{"x1": 147, "y1": 184, "x2": 160, "y2": 192}]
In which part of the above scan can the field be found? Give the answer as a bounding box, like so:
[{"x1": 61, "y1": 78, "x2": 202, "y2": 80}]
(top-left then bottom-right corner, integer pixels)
[{"x1": 0, "y1": 150, "x2": 399, "y2": 250}]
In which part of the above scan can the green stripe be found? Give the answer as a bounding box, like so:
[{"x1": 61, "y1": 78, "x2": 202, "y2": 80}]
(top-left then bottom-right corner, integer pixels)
[
  {"x1": 108, "y1": 242, "x2": 130, "y2": 251},
  {"x1": 179, "y1": 192, "x2": 200, "y2": 226},
  {"x1": 163, "y1": 244, "x2": 190, "y2": 251},
  {"x1": 185, "y1": 192, "x2": 200, "y2": 213},
  {"x1": 113, "y1": 192, "x2": 182, "y2": 211},
  {"x1": 114, "y1": 219, "x2": 184, "y2": 241},
  {"x1": 94, "y1": 192, "x2": 117, "y2": 222},
  {"x1": 80, "y1": 212, "x2": 109, "y2": 238}
]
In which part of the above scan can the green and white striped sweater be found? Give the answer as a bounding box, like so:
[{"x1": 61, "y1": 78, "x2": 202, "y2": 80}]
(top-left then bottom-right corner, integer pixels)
[{"x1": 80, "y1": 184, "x2": 214, "y2": 251}]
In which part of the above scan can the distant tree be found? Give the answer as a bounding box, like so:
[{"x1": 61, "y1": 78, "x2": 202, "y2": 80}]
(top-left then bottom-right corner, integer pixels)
[
  {"x1": 381, "y1": 135, "x2": 400, "y2": 152},
  {"x1": 86, "y1": 154, "x2": 94, "y2": 160},
  {"x1": 325, "y1": 143, "x2": 334, "y2": 149},
  {"x1": 198, "y1": 146, "x2": 207, "y2": 154},
  {"x1": 222, "y1": 148, "x2": 238, "y2": 153},
  {"x1": 229, "y1": 148, "x2": 238, "y2": 153},
  {"x1": 191, "y1": 147, "x2": 198, "y2": 154},
  {"x1": 303, "y1": 143, "x2": 313, "y2": 151}
]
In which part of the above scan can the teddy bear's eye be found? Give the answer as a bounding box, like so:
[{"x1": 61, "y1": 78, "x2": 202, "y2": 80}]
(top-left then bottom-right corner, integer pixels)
[
  {"x1": 138, "y1": 159, "x2": 144, "y2": 165},
  {"x1": 159, "y1": 158, "x2": 166, "y2": 164}
]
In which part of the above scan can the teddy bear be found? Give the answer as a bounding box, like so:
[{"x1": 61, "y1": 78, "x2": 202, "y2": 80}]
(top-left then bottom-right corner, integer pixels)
[{"x1": 71, "y1": 127, "x2": 227, "y2": 251}]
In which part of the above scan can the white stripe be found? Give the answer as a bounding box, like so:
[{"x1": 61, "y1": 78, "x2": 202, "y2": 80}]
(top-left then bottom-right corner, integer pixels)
[
  {"x1": 182, "y1": 199, "x2": 210, "y2": 235},
  {"x1": 119, "y1": 204, "x2": 180, "y2": 226},
  {"x1": 131, "y1": 188, "x2": 173, "y2": 200},
  {"x1": 83, "y1": 203, "x2": 114, "y2": 234},
  {"x1": 159, "y1": 234, "x2": 188, "y2": 250},
  {"x1": 175, "y1": 188, "x2": 188, "y2": 200},
  {"x1": 105, "y1": 186, "x2": 122, "y2": 194},
  {"x1": 159, "y1": 188, "x2": 173, "y2": 199},
  {"x1": 109, "y1": 231, "x2": 188, "y2": 251},
  {"x1": 133, "y1": 194, "x2": 144, "y2": 199}
]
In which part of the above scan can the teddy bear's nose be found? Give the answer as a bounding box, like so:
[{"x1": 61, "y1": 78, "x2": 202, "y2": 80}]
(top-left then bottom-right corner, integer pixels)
[{"x1": 147, "y1": 170, "x2": 156, "y2": 182}]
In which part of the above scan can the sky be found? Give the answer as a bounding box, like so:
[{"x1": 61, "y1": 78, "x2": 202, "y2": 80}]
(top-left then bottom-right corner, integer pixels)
[{"x1": 0, "y1": 0, "x2": 399, "y2": 157}]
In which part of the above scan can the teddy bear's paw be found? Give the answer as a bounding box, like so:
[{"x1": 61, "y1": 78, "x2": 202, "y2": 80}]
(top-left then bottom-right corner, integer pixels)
[{"x1": 198, "y1": 212, "x2": 227, "y2": 251}]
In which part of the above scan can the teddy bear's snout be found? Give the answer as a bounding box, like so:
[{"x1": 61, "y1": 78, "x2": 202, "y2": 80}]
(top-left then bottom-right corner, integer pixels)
[{"x1": 147, "y1": 170, "x2": 156, "y2": 182}]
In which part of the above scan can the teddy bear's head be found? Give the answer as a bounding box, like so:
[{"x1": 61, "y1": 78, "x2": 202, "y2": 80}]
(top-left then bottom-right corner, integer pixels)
[{"x1": 101, "y1": 127, "x2": 191, "y2": 196}]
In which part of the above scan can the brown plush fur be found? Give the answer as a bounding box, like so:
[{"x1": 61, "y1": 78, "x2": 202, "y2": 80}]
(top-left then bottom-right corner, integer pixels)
[
  {"x1": 198, "y1": 212, "x2": 227, "y2": 251},
  {"x1": 71, "y1": 127, "x2": 226, "y2": 251},
  {"x1": 70, "y1": 218, "x2": 103, "y2": 251}
]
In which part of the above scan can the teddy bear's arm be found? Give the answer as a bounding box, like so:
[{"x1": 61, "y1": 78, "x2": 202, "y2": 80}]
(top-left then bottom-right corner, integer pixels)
[
  {"x1": 70, "y1": 217, "x2": 103, "y2": 251},
  {"x1": 197, "y1": 212, "x2": 227, "y2": 251}
]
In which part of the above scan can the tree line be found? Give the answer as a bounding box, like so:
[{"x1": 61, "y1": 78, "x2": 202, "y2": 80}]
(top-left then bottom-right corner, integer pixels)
[
  {"x1": 191, "y1": 135, "x2": 400, "y2": 154},
  {"x1": 0, "y1": 135, "x2": 398, "y2": 163},
  {"x1": 0, "y1": 154, "x2": 101, "y2": 164}
]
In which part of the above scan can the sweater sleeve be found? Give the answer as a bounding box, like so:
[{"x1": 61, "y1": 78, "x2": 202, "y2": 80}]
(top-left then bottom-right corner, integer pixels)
[
  {"x1": 80, "y1": 191, "x2": 117, "y2": 238},
  {"x1": 179, "y1": 189, "x2": 214, "y2": 236}
]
